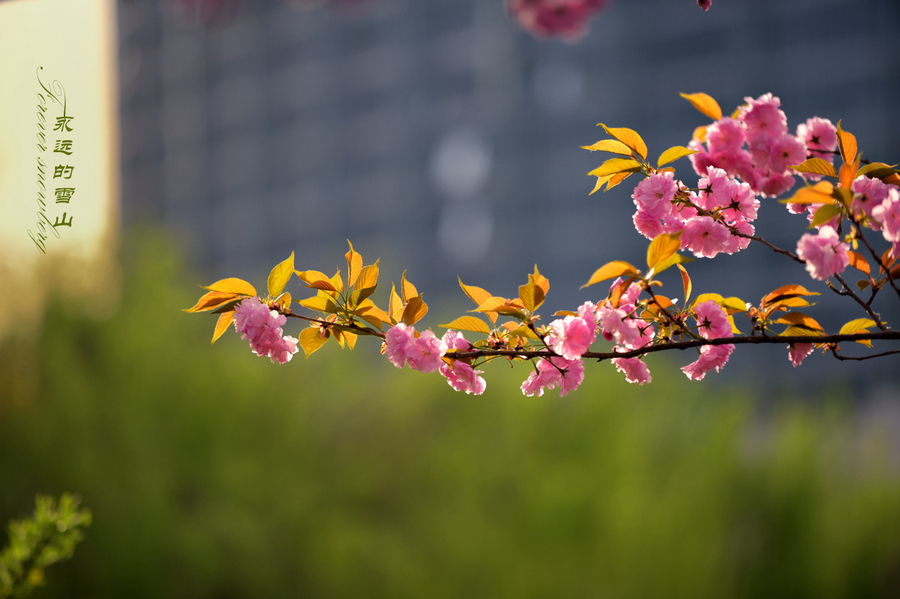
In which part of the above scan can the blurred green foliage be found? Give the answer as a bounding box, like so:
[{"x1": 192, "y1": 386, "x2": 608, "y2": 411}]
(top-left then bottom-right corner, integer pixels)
[
  {"x1": 0, "y1": 494, "x2": 91, "y2": 598},
  {"x1": 1, "y1": 230, "x2": 900, "y2": 598}
]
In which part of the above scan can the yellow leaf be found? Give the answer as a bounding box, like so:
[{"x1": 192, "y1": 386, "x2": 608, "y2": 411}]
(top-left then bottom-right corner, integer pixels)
[
  {"x1": 211, "y1": 311, "x2": 234, "y2": 344},
  {"x1": 762, "y1": 284, "x2": 820, "y2": 308},
  {"x1": 647, "y1": 233, "x2": 682, "y2": 270},
  {"x1": 657, "y1": 146, "x2": 697, "y2": 168},
  {"x1": 354, "y1": 299, "x2": 391, "y2": 329},
  {"x1": 691, "y1": 293, "x2": 725, "y2": 310},
  {"x1": 202, "y1": 278, "x2": 257, "y2": 297},
  {"x1": 581, "y1": 139, "x2": 633, "y2": 155},
  {"x1": 459, "y1": 278, "x2": 497, "y2": 324},
  {"x1": 275, "y1": 292, "x2": 292, "y2": 312},
  {"x1": 692, "y1": 126, "x2": 708, "y2": 143},
  {"x1": 402, "y1": 295, "x2": 428, "y2": 326},
  {"x1": 440, "y1": 316, "x2": 491, "y2": 335},
  {"x1": 588, "y1": 157, "x2": 642, "y2": 178},
  {"x1": 401, "y1": 271, "x2": 418, "y2": 304},
  {"x1": 531, "y1": 265, "x2": 550, "y2": 297},
  {"x1": 775, "y1": 312, "x2": 824, "y2": 332},
  {"x1": 597, "y1": 124, "x2": 648, "y2": 159},
  {"x1": 330, "y1": 268, "x2": 344, "y2": 294},
  {"x1": 582, "y1": 261, "x2": 640, "y2": 288},
  {"x1": 847, "y1": 251, "x2": 870, "y2": 276},
  {"x1": 388, "y1": 284, "x2": 403, "y2": 323},
  {"x1": 677, "y1": 264, "x2": 692, "y2": 307},
  {"x1": 299, "y1": 327, "x2": 329, "y2": 358},
  {"x1": 473, "y1": 296, "x2": 510, "y2": 313},
  {"x1": 298, "y1": 295, "x2": 338, "y2": 313},
  {"x1": 836, "y1": 121, "x2": 857, "y2": 166},
  {"x1": 295, "y1": 270, "x2": 333, "y2": 288},
  {"x1": 839, "y1": 318, "x2": 876, "y2": 335},
  {"x1": 356, "y1": 261, "x2": 379, "y2": 291},
  {"x1": 267, "y1": 252, "x2": 295, "y2": 298},
  {"x1": 608, "y1": 277, "x2": 636, "y2": 309},
  {"x1": 679, "y1": 92, "x2": 722, "y2": 121},
  {"x1": 839, "y1": 161, "x2": 859, "y2": 190},
  {"x1": 345, "y1": 241, "x2": 362, "y2": 288},
  {"x1": 790, "y1": 158, "x2": 837, "y2": 179},
  {"x1": 605, "y1": 171, "x2": 635, "y2": 192},
  {"x1": 184, "y1": 290, "x2": 242, "y2": 313},
  {"x1": 780, "y1": 182, "x2": 835, "y2": 205}
]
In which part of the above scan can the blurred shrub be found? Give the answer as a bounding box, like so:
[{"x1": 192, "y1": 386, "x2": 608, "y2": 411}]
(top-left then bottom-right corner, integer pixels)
[
  {"x1": 0, "y1": 494, "x2": 91, "y2": 598},
  {"x1": 0, "y1": 230, "x2": 899, "y2": 598}
]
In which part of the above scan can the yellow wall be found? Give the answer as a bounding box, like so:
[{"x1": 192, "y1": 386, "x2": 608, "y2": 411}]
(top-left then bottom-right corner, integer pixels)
[{"x1": 0, "y1": 0, "x2": 120, "y2": 337}]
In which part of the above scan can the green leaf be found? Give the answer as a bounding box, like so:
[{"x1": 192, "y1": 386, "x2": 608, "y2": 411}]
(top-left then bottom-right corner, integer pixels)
[
  {"x1": 267, "y1": 251, "x2": 295, "y2": 298},
  {"x1": 856, "y1": 162, "x2": 899, "y2": 180},
  {"x1": 809, "y1": 204, "x2": 842, "y2": 228}
]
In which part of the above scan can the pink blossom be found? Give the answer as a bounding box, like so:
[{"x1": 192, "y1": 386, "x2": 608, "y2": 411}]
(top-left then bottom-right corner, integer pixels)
[
  {"x1": 797, "y1": 117, "x2": 838, "y2": 161},
  {"x1": 721, "y1": 219, "x2": 754, "y2": 255},
  {"x1": 598, "y1": 306, "x2": 642, "y2": 347},
  {"x1": 633, "y1": 171, "x2": 679, "y2": 219},
  {"x1": 767, "y1": 134, "x2": 807, "y2": 174},
  {"x1": 796, "y1": 225, "x2": 850, "y2": 281},
  {"x1": 718, "y1": 179, "x2": 759, "y2": 223},
  {"x1": 407, "y1": 330, "x2": 443, "y2": 373},
  {"x1": 692, "y1": 300, "x2": 732, "y2": 339},
  {"x1": 440, "y1": 361, "x2": 486, "y2": 395},
  {"x1": 739, "y1": 94, "x2": 788, "y2": 138},
  {"x1": 680, "y1": 216, "x2": 731, "y2": 258},
  {"x1": 696, "y1": 166, "x2": 732, "y2": 210},
  {"x1": 233, "y1": 297, "x2": 299, "y2": 364},
  {"x1": 851, "y1": 176, "x2": 895, "y2": 221},
  {"x1": 872, "y1": 188, "x2": 900, "y2": 250},
  {"x1": 697, "y1": 0, "x2": 711, "y2": 10},
  {"x1": 384, "y1": 323, "x2": 443, "y2": 373},
  {"x1": 705, "y1": 119, "x2": 744, "y2": 152},
  {"x1": 633, "y1": 209, "x2": 665, "y2": 240},
  {"x1": 788, "y1": 343, "x2": 815, "y2": 367},
  {"x1": 611, "y1": 357, "x2": 652, "y2": 385},
  {"x1": 757, "y1": 172, "x2": 797, "y2": 198},
  {"x1": 520, "y1": 357, "x2": 584, "y2": 397},
  {"x1": 681, "y1": 344, "x2": 734, "y2": 381},
  {"x1": 441, "y1": 329, "x2": 472, "y2": 353},
  {"x1": 507, "y1": 0, "x2": 609, "y2": 40},
  {"x1": 547, "y1": 302, "x2": 597, "y2": 360}
]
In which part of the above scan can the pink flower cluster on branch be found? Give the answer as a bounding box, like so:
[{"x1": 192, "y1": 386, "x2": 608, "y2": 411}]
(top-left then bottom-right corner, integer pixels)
[{"x1": 187, "y1": 92, "x2": 900, "y2": 397}]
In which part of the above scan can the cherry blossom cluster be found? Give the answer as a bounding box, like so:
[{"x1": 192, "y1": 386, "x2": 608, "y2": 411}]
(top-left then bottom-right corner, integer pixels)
[
  {"x1": 233, "y1": 297, "x2": 300, "y2": 364},
  {"x1": 187, "y1": 91, "x2": 900, "y2": 398},
  {"x1": 689, "y1": 94, "x2": 828, "y2": 198},
  {"x1": 385, "y1": 325, "x2": 486, "y2": 395},
  {"x1": 632, "y1": 167, "x2": 758, "y2": 259}
]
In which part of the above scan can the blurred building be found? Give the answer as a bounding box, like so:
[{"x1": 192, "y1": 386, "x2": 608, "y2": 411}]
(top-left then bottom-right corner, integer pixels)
[{"x1": 117, "y1": 0, "x2": 900, "y2": 393}]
